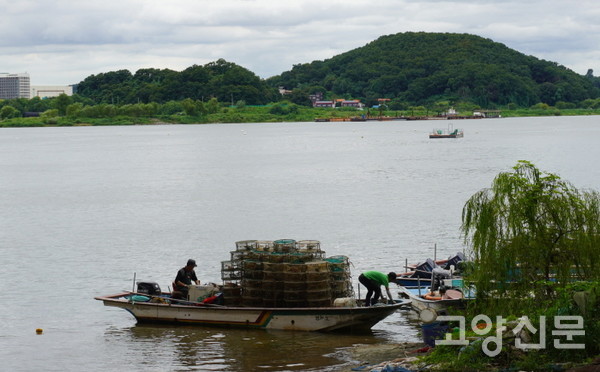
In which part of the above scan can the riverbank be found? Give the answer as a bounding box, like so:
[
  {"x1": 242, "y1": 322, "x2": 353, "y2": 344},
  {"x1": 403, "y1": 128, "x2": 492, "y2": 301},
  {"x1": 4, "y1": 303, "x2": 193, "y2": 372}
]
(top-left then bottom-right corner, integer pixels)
[
  {"x1": 336, "y1": 342, "x2": 600, "y2": 372},
  {"x1": 334, "y1": 342, "x2": 429, "y2": 372},
  {"x1": 1, "y1": 106, "x2": 600, "y2": 127}
]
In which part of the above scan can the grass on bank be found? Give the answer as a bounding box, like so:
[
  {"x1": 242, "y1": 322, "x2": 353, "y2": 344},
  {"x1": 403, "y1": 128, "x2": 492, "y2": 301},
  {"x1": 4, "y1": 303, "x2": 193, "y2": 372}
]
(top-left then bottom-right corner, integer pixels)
[{"x1": 2, "y1": 104, "x2": 600, "y2": 127}]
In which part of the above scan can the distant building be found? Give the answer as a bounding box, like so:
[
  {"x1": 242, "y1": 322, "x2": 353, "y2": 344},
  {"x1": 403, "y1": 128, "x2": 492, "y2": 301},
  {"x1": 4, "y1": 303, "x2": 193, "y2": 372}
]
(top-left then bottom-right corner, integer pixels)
[
  {"x1": 473, "y1": 110, "x2": 502, "y2": 118},
  {"x1": 313, "y1": 100, "x2": 335, "y2": 108},
  {"x1": 278, "y1": 86, "x2": 292, "y2": 95},
  {"x1": 444, "y1": 107, "x2": 457, "y2": 117},
  {"x1": 0, "y1": 73, "x2": 31, "y2": 99},
  {"x1": 340, "y1": 100, "x2": 364, "y2": 108},
  {"x1": 313, "y1": 98, "x2": 364, "y2": 109},
  {"x1": 31, "y1": 85, "x2": 74, "y2": 98},
  {"x1": 309, "y1": 92, "x2": 323, "y2": 105}
]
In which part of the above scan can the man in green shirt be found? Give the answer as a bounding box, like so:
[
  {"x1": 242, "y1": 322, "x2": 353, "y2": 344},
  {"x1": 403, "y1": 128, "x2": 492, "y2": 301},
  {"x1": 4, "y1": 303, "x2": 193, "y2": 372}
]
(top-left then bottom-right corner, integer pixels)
[{"x1": 358, "y1": 271, "x2": 397, "y2": 306}]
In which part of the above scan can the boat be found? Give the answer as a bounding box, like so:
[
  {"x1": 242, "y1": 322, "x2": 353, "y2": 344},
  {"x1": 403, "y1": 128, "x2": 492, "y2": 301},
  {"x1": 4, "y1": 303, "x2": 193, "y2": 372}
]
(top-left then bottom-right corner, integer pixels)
[
  {"x1": 395, "y1": 252, "x2": 466, "y2": 288},
  {"x1": 429, "y1": 124, "x2": 464, "y2": 138},
  {"x1": 395, "y1": 276, "x2": 432, "y2": 288},
  {"x1": 398, "y1": 277, "x2": 474, "y2": 323},
  {"x1": 396, "y1": 252, "x2": 472, "y2": 322},
  {"x1": 406, "y1": 116, "x2": 447, "y2": 121},
  {"x1": 95, "y1": 292, "x2": 409, "y2": 332},
  {"x1": 96, "y1": 238, "x2": 409, "y2": 332},
  {"x1": 314, "y1": 116, "x2": 367, "y2": 122}
]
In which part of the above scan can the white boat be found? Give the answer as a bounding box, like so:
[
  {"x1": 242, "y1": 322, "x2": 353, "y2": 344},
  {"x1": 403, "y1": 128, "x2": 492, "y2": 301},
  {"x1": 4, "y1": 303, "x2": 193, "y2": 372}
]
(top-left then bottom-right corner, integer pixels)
[
  {"x1": 95, "y1": 292, "x2": 409, "y2": 332},
  {"x1": 398, "y1": 284, "x2": 473, "y2": 322}
]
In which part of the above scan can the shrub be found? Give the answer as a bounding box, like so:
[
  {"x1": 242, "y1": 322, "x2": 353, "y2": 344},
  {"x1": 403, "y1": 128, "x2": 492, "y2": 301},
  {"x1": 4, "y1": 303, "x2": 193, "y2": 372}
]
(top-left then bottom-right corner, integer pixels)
[
  {"x1": 530, "y1": 103, "x2": 552, "y2": 110},
  {"x1": 0, "y1": 105, "x2": 21, "y2": 119}
]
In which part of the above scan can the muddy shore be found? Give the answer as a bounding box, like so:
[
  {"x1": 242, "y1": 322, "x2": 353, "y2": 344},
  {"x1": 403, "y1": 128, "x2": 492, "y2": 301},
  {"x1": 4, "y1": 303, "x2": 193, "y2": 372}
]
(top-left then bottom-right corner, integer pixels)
[{"x1": 333, "y1": 342, "x2": 428, "y2": 371}]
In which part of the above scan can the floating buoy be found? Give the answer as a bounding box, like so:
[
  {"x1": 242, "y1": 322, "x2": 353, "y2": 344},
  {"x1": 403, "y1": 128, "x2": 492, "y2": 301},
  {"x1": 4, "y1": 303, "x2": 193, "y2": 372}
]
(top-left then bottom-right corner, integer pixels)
[{"x1": 36, "y1": 328, "x2": 43, "y2": 334}]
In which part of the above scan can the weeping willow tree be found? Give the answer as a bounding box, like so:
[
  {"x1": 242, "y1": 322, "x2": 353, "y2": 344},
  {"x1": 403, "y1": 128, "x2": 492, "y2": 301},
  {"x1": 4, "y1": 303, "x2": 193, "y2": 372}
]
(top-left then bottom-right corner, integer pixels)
[{"x1": 461, "y1": 161, "x2": 600, "y2": 314}]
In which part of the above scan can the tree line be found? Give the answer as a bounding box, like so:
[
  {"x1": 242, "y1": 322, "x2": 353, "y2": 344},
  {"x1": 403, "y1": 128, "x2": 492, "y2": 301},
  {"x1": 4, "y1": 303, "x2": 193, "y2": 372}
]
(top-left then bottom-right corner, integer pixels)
[
  {"x1": 75, "y1": 58, "x2": 279, "y2": 105},
  {"x1": 268, "y1": 32, "x2": 600, "y2": 109},
  {"x1": 3, "y1": 32, "x2": 600, "y2": 121}
]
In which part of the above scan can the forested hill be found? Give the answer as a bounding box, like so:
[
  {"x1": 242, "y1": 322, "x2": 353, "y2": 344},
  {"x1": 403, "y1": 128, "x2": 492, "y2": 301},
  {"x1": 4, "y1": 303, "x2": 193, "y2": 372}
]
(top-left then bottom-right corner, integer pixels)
[
  {"x1": 267, "y1": 32, "x2": 599, "y2": 108},
  {"x1": 76, "y1": 59, "x2": 279, "y2": 105}
]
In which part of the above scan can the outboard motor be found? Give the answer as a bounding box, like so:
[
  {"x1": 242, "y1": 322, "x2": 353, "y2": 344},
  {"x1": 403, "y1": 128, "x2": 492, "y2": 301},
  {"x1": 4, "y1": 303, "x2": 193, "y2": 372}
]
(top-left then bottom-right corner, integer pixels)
[
  {"x1": 444, "y1": 252, "x2": 466, "y2": 270},
  {"x1": 431, "y1": 267, "x2": 452, "y2": 291},
  {"x1": 137, "y1": 281, "x2": 161, "y2": 296},
  {"x1": 411, "y1": 258, "x2": 437, "y2": 278}
]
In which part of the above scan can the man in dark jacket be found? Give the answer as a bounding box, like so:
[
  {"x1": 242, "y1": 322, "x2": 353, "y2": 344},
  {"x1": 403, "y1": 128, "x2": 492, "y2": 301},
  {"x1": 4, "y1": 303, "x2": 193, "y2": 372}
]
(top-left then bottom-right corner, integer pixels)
[{"x1": 173, "y1": 259, "x2": 200, "y2": 299}]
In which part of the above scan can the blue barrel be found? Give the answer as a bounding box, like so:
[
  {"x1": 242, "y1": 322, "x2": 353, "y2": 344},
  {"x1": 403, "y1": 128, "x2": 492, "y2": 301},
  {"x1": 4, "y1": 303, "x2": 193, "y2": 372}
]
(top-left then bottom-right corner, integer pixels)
[{"x1": 421, "y1": 321, "x2": 448, "y2": 347}]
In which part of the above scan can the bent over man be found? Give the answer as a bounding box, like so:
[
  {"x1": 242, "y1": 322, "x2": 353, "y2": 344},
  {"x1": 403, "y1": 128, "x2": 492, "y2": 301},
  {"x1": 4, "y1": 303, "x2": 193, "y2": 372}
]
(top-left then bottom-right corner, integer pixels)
[{"x1": 358, "y1": 271, "x2": 396, "y2": 306}]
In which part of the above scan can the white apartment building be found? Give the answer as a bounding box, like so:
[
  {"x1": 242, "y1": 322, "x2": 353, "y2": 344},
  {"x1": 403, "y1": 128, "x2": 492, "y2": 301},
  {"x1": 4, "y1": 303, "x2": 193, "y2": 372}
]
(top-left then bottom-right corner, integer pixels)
[{"x1": 0, "y1": 73, "x2": 31, "y2": 99}]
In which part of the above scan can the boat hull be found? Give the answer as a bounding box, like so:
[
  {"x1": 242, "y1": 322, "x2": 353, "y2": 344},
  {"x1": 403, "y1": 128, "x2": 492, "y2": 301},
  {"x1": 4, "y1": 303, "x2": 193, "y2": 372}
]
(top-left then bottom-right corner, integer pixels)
[
  {"x1": 96, "y1": 293, "x2": 407, "y2": 332},
  {"x1": 395, "y1": 277, "x2": 432, "y2": 288},
  {"x1": 429, "y1": 134, "x2": 463, "y2": 139},
  {"x1": 397, "y1": 287, "x2": 471, "y2": 322}
]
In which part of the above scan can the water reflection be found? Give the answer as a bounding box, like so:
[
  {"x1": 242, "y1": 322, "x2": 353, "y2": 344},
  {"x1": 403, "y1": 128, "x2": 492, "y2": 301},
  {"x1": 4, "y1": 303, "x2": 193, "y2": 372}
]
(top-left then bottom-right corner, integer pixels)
[{"x1": 104, "y1": 324, "x2": 387, "y2": 371}]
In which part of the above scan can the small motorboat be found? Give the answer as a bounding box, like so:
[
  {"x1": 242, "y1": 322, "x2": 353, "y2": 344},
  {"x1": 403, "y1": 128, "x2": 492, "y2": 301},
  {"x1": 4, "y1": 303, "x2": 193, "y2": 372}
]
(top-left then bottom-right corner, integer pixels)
[
  {"x1": 429, "y1": 124, "x2": 464, "y2": 138},
  {"x1": 398, "y1": 276, "x2": 474, "y2": 323},
  {"x1": 395, "y1": 252, "x2": 466, "y2": 288}
]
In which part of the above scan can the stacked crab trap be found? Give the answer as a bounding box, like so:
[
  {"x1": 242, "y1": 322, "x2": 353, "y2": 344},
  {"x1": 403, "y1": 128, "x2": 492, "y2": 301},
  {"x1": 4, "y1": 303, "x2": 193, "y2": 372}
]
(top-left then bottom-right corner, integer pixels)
[{"x1": 220, "y1": 239, "x2": 355, "y2": 307}]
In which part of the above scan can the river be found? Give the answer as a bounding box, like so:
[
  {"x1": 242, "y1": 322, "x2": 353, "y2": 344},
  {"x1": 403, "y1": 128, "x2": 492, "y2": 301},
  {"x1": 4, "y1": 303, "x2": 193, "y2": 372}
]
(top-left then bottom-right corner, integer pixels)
[{"x1": 1, "y1": 116, "x2": 598, "y2": 371}]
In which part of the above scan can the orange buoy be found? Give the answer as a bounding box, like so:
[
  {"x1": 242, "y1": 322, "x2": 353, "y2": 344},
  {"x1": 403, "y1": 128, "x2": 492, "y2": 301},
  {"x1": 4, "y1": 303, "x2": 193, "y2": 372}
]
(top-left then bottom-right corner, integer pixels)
[
  {"x1": 36, "y1": 328, "x2": 43, "y2": 334},
  {"x1": 423, "y1": 292, "x2": 442, "y2": 301}
]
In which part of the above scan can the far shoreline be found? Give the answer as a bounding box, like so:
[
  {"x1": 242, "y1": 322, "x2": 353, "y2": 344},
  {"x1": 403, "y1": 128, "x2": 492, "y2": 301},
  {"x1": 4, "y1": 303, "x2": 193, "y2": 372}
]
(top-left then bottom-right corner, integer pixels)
[{"x1": 2, "y1": 109, "x2": 600, "y2": 128}]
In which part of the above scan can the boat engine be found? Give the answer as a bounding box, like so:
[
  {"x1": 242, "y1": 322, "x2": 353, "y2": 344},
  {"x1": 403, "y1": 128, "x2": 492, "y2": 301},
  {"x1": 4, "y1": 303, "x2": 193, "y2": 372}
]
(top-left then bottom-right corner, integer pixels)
[
  {"x1": 431, "y1": 267, "x2": 452, "y2": 291},
  {"x1": 137, "y1": 281, "x2": 161, "y2": 296}
]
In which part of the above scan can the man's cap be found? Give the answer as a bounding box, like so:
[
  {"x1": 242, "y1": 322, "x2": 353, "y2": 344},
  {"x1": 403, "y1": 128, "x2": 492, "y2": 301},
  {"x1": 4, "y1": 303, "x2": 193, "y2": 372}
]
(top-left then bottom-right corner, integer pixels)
[{"x1": 187, "y1": 259, "x2": 197, "y2": 267}]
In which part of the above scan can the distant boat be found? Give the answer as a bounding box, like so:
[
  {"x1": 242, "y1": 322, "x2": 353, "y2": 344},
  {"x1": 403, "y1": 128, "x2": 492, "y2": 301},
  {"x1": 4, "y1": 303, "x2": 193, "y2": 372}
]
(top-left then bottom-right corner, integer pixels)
[
  {"x1": 429, "y1": 124, "x2": 464, "y2": 138},
  {"x1": 314, "y1": 116, "x2": 367, "y2": 122}
]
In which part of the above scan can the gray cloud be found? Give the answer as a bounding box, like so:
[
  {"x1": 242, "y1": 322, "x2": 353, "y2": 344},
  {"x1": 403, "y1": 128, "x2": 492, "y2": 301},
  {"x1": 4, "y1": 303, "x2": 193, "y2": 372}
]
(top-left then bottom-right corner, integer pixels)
[{"x1": 1, "y1": 0, "x2": 599, "y2": 84}]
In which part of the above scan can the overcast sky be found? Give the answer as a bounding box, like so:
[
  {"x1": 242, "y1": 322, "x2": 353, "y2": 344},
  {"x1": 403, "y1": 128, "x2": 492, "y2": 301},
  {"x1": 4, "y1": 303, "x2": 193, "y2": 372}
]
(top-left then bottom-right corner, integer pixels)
[{"x1": 2, "y1": 0, "x2": 600, "y2": 85}]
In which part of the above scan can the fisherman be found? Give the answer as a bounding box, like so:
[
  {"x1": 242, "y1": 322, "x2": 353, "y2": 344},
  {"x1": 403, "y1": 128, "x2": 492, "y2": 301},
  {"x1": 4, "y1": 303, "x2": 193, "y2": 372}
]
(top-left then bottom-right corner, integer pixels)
[
  {"x1": 173, "y1": 259, "x2": 200, "y2": 299},
  {"x1": 358, "y1": 271, "x2": 397, "y2": 306}
]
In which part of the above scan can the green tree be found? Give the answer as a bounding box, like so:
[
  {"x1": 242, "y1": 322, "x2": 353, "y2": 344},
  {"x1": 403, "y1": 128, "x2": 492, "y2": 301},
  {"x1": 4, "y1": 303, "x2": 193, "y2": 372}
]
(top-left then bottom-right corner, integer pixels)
[
  {"x1": 269, "y1": 101, "x2": 299, "y2": 115},
  {"x1": 181, "y1": 98, "x2": 199, "y2": 116},
  {"x1": 28, "y1": 96, "x2": 53, "y2": 112},
  {"x1": 288, "y1": 88, "x2": 312, "y2": 106},
  {"x1": 206, "y1": 98, "x2": 220, "y2": 114},
  {"x1": 66, "y1": 102, "x2": 84, "y2": 117},
  {"x1": 160, "y1": 100, "x2": 184, "y2": 115},
  {"x1": 0, "y1": 105, "x2": 21, "y2": 119},
  {"x1": 40, "y1": 109, "x2": 59, "y2": 124},
  {"x1": 52, "y1": 93, "x2": 72, "y2": 116},
  {"x1": 462, "y1": 161, "x2": 600, "y2": 314}
]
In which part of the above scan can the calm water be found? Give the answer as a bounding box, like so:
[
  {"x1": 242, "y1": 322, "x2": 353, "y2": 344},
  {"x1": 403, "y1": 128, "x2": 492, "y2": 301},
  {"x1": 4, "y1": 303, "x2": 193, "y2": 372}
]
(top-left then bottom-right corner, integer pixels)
[{"x1": 1, "y1": 116, "x2": 599, "y2": 371}]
